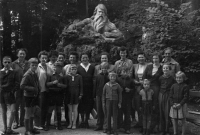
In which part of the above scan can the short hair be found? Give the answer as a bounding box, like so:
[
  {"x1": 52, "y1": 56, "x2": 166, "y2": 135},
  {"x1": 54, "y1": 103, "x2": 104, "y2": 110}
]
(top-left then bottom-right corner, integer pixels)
[
  {"x1": 69, "y1": 51, "x2": 79, "y2": 59},
  {"x1": 70, "y1": 64, "x2": 77, "y2": 69},
  {"x1": 162, "y1": 63, "x2": 171, "y2": 70},
  {"x1": 28, "y1": 58, "x2": 38, "y2": 64},
  {"x1": 3, "y1": 56, "x2": 12, "y2": 61},
  {"x1": 152, "y1": 52, "x2": 162, "y2": 62},
  {"x1": 38, "y1": 50, "x2": 48, "y2": 59},
  {"x1": 164, "y1": 47, "x2": 173, "y2": 53},
  {"x1": 16, "y1": 48, "x2": 28, "y2": 55},
  {"x1": 54, "y1": 61, "x2": 64, "y2": 67},
  {"x1": 58, "y1": 52, "x2": 65, "y2": 57},
  {"x1": 108, "y1": 72, "x2": 117, "y2": 78},
  {"x1": 48, "y1": 50, "x2": 58, "y2": 58},
  {"x1": 137, "y1": 51, "x2": 146, "y2": 58},
  {"x1": 176, "y1": 71, "x2": 187, "y2": 81},
  {"x1": 100, "y1": 62, "x2": 109, "y2": 69},
  {"x1": 119, "y1": 46, "x2": 127, "y2": 52},
  {"x1": 143, "y1": 79, "x2": 150, "y2": 84},
  {"x1": 101, "y1": 52, "x2": 109, "y2": 60},
  {"x1": 80, "y1": 52, "x2": 90, "y2": 60}
]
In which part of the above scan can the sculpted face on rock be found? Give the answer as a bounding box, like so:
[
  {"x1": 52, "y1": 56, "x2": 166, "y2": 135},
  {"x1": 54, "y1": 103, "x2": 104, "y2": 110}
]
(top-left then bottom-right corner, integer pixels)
[{"x1": 66, "y1": 4, "x2": 123, "y2": 41}]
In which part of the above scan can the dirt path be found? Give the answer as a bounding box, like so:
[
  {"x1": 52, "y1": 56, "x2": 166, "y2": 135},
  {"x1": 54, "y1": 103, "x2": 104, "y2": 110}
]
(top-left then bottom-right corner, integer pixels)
[{"x1": 0, "y1": 108, "x2": 199, "y2": 135}]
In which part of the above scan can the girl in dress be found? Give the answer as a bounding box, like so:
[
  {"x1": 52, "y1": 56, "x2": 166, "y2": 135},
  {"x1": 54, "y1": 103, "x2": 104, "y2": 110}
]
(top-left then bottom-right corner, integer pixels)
[
  {"x1": 66, "y1": 64, "x2": 83, "y2": 129},
  {"x1": 169, "y1": 71, "x2": 189, "y2": 135},
  {"x1": 159, "y1": 64, "x2": 176, "y2": 135}
]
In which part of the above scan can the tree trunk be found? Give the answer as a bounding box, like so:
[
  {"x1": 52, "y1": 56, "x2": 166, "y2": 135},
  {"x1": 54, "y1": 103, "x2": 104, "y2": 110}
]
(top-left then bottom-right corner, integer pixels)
[
  {"x1": 2, "y1": 1, "x2": 12, "y2": 57},
  {"x1": 77, "y1": 0, "x2": 88, "y2": 19},
  {"x1": 17, "y1": 0, "x2": 36, "y2": 58}
]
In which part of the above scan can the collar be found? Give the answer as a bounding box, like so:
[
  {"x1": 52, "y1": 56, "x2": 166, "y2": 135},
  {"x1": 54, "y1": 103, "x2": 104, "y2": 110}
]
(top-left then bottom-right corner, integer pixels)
[
  {"x1": 80, "y1": 63, "x2": 91, "y2": 67},
  {"x1": 162, "y1": 74, "x2": 171, "y2": 78},
  {"x1": 69, "y1": 73, "x2": 78, "y2": 77},
  {"x1": 53, "y1": 72, "x2": 63, "y2": 76},
  {"x1": 120, "y1": 58, "x2": 128, "y2": 62},
  {"x1": 106, "y1": 82, "x2": 118, "y2": 87},
  {"x1": 30, "y1": 69, "x2": 37, "y2": 74},
  {"x1": 100, "y1": 72, "x2": 108, "y2": 75},
  {"x1": 162, "y1": 58, "x2": 177, "y2": 64},
  {"x1": 1, "y1": 67, "x2": 13, "y2": 71}
]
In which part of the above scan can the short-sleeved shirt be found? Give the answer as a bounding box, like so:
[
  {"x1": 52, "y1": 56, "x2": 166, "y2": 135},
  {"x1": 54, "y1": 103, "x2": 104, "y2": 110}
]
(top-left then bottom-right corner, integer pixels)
[{"x1": 139, "y1": 89, "x2": 154, "y2": 101}]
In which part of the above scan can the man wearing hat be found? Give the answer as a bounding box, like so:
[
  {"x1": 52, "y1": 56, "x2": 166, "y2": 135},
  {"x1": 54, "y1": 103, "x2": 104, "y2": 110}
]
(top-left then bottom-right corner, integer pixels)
[
  {"x1": 45, "y1": 61, "x2": 67, "y2": 131},
  {"x1": 20, "y1": 58, "x2": 40, "y2": 135}
]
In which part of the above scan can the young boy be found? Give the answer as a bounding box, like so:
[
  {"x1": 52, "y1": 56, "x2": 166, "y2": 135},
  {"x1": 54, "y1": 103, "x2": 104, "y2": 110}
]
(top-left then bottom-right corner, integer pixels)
[
  {"x1": 139, "y1": 79, "x2": 155, "y2": 135},
  {"x1": 20, "y1": 58, "x2": 40, "y2": 135},
  {"x1": 0, "y1": 56, "x2": 19, "y2": 134},
  {"x1": 46, "y1": 61, "x2": 67, "y2": 131},
  {"x1": 117, "y1": 69, "x2": 135, "y2": 134},
  {"x1": 102, "y1": 72, "x2": 122, "y2": 135},
  {"x1": 93, "y1": 62, "x2": 109, "y2": 132}
]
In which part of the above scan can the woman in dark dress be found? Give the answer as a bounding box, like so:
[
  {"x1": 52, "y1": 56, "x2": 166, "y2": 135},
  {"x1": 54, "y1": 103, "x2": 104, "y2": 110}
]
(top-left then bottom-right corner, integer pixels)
[
  {"x1": 143, "y1": 52, "x2": 163, "y2": 133},
  {"x1": 77, "y1": 52, "x2": 95, "y2": 128}
]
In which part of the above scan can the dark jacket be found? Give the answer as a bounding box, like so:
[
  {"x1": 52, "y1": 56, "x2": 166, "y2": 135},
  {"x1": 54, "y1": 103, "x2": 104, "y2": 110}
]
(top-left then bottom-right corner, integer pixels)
[
  {"x1": 143, "y1": 64, "x2": 163, "y2": 87},
  {"x1": 46, "y1": 73, "x2": 66, "y2": 93},
  {"x1": 0, "y1": 69, "x2": 19, "y2": 93},
  {"x1": 93, "y1": 72, "x2": 109, "y2": 98},
  {"x1": 102, "y1": 82, "x2": 122, "y2": 105},
  {"x1": 159, "y1": 75, "x2": 175, "y2": 94},
  {"x1": 117, "y1": 76, "x2": 135, "y2": 98},
  {"x1": 20, "y1": 69, "x2": 40, "y2": 97},
  {"x1": 169, "y1": 83, "x2": 189, "y2": 106}
]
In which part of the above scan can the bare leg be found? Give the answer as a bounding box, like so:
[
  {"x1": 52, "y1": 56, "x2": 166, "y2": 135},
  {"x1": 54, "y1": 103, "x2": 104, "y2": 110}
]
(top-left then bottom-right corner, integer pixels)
[
  {"x1": 172, "y1": 119, "x2": 178, "y2": 134},
  {"x1": 72, "y1": 104, "x2": 78, "y2": 128},
  {"x1": 181, "y1": 119, "x2": 186, "y2": 135},
  {"x1": 67, "y1": 104, "x2": 72, "y2": 128},
  {"x1": 8, "y1": 104, "x2": 16, "y2": 128},
  {"x1": 1, "y1": 104, "x2": 7, "y2": 131}
]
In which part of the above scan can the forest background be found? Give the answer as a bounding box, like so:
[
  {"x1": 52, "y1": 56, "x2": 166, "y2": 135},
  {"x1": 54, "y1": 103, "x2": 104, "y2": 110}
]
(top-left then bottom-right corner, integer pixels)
[{"x1": 0, "y1": 0, "x2": 200, "y2": 87}]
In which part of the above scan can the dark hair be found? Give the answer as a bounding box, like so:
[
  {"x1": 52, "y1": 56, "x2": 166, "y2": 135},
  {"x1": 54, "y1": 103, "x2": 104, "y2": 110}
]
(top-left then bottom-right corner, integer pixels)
[
  {"x1": 69, "y1": 51, "x2": 79, "y2": 59},
  {"x1": 100, "y1": 52, "x2": 109, "y2": 60},
  {"x1": 16, "y1": 48, "x2": 28, "y2": 55},
  {"x1": 152, "y1": 52, "x2": 162, "y2": 62},
  {"x1": 80, "y1": 52, "x2": 90, "y2": 61},
  {"x1": 3, "y1": 56, "x2": 12, "y2": 61},
  {"x1": 137, "y1": 51, "x2": 146, "y2": 58},
  {"x1": 58, "y1": 52, "x2": 65, "y2": 58},
  {"x1": 48, "y1": 50, "x2": 58, "y2": 58},
  {"x1": 38, "y1": 50, "x2": 48, "y2": 59},
  {"x1": 119, "y1": 46, "x2": 127, "y2": 52}
]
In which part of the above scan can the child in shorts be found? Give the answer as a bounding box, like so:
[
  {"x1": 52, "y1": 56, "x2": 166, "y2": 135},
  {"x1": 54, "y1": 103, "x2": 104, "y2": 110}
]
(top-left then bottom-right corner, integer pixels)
[
  {"x1": 20, "y1": 58, "x2": 40, "y2": 135},
  {"x1": 0, "y1": 56, "x2": 19, "y2": 134},
  {"x1": 46, "y1": 61, "x2": 67, "y2": 131}
]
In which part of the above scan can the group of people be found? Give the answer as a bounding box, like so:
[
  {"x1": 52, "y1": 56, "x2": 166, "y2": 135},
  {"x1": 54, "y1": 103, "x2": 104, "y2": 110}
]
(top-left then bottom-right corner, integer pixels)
[{"x1": 0, "y1": 46, "x2": 189, "y2": 135}]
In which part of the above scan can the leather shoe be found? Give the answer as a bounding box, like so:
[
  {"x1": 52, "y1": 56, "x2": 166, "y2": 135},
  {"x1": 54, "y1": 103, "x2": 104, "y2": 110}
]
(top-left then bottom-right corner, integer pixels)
[
  {"x1": 106, "y1": 131, "x2": 111, "y2": 135},
  {"x1": 114, "y1": 132, "x2": 118, "y2": 135},
  {"x1": 31, "y1": 128, "x2": 40, "y2": 134},
  {"x1": 125, "y1": 130, "x2": 131, "y2": 134},
  {"x1": 103, "y1": 129, "x2": 107, "y2": 133},
  {"x1": 94, "y1": 127, "x2": 103, "y2": 131}
]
